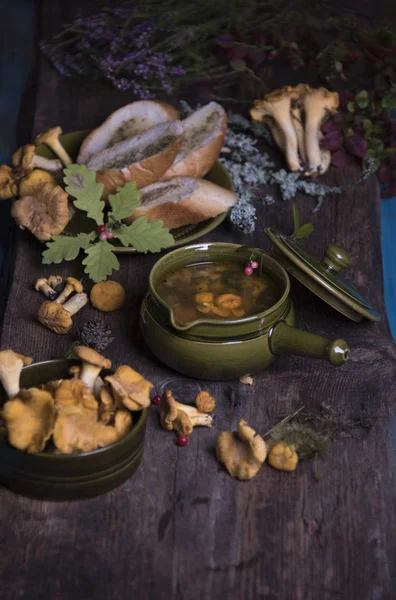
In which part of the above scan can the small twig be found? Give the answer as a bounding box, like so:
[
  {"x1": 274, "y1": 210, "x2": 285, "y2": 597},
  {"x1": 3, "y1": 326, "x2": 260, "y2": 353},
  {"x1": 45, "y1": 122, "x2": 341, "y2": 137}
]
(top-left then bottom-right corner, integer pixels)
[{"x1": 262, "y1": 405, "x2": 305, "y2": 438}]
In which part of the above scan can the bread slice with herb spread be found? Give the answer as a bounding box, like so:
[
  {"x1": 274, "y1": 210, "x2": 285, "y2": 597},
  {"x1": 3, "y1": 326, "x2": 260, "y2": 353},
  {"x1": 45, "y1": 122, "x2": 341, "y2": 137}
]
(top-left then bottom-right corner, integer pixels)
[
  {"x1": 77, "y1": 101, "x2": 179, "y2": 165},
  {"x1": 86, "y1": 120, "x2": 184, "y2": 198},
  {"x1": 160, "y1": 102, "x2": 227, "y2": 181},
  {"x1": 124, "y1": 177, "x2": 237, "y2": 229}
]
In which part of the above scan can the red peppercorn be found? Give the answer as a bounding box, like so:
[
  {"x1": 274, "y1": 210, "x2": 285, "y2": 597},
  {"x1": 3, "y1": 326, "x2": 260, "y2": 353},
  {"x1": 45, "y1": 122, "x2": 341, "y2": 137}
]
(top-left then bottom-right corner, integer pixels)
[
  {"x1": 177, "y1": 435, "x2": 189, "y2": 447},
  {"x1": 152, "y1": 395, "x2": 161, "y2": 406},
  {"x1": 97, "y1": 225, "x2": 106, "y2": 233}
]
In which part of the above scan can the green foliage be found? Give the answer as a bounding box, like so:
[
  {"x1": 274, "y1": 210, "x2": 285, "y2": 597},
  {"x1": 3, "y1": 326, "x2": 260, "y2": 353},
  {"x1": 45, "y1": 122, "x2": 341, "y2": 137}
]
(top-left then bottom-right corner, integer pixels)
[
  {"x1": 64, "y1": 164, "x2": 105, "y2": 225},
  {"x1": 113, "y1": 217, "x2": 175, "y2": 252},
  {"x1": 42, "y1": 232, "x2": 96, "y2": 264},
  {"x1": 82, "y1": 241, "x2": 120, "y2": 283},
  {"x1": 108, "y1": 182, "x2": 141, "y2": 222},
  {"x1": 269, "y1": 423, "x2": 330, "y2": 461},
  {"x1": 291, "y1": 204, "x2": 314, "y2": 240}
]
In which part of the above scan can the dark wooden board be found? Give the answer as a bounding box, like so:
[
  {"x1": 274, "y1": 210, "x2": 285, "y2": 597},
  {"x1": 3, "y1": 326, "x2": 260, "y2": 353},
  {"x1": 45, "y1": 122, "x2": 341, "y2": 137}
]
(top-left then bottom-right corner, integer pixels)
[{"x1": 0, "y1": 2, "x2": 396, "y2": 599}]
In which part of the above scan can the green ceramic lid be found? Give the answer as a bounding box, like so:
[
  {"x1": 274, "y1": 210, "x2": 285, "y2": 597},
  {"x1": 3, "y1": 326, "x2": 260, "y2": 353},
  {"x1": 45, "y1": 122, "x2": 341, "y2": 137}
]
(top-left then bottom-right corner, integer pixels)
[{"x1": 265, "y1": 228, "x2": 381, "y2": 322}]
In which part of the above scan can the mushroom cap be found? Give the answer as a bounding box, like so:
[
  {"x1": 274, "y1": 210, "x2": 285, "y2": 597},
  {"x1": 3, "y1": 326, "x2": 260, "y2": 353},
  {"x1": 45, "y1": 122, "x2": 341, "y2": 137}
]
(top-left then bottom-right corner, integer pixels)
[
  {"x1": 2, "y1": 387, "x2": 56, "y2": 453},
  {"x1": 268, "y1": 441, "x2": 299, "y2": 471},
  {"x1": 0, "y1": 164, "x2": 18, "y2": 199},
  {"x1": 0, "y1": 349, "x2": 33, "y2": 369},
  {"x1": 300, "y1": 87, "x2": 339, "y2": 121},
  {"x1": 10, "y1": 182, "x2": 70, "y2": 241},
  {"x1": 73, "y1": 346, "x2": 112, "y2": 369},
  {"x1": 159, "y1": 389, "x2": 179, "y2": 431},
  {"x1": 250, "y1": 86, "x2": 300, "y2": 122},
  {"x1": 38, "y1": 301, "x2": 73, "y2": 334},
  {"x1": 90, "y1": 280, "x2": 125, "y2": 312},
  {"x1": 65, "y1": 277, "x2": 83, "y2": 293},
  {"x1": 105, "y1": 365, "x2": 153, "y2": 411},
  {"x1": 18, "y1": 170, "x2": 56, "y2": 197},
  {"x1": 12, "y1": 144, "x2": 36, "y2": 174},
  {"x1": 55, "y1": 379, "x2": 98, "y2": 411},
  {"x1": 216, "y1": 419, "x2": 267, "y2": 480},
  {"x1": 35, "y1": 126, "x2": 63, "y2": 146},
  {"x1": 195, "y1": 390, "x2": 216, "y2": 413}
]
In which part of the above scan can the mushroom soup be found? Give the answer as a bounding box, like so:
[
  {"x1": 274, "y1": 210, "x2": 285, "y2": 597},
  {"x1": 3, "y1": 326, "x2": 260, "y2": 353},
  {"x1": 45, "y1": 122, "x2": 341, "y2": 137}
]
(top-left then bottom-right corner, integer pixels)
[{"x1": 157, "y1": 261, "x2": 281, "y2": 325}]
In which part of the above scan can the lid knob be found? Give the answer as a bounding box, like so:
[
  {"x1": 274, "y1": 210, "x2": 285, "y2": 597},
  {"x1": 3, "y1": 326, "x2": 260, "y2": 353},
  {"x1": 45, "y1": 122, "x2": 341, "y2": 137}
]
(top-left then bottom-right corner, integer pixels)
[{"x1": 321, "y1": 244, "x2": 350, "y2": 274}]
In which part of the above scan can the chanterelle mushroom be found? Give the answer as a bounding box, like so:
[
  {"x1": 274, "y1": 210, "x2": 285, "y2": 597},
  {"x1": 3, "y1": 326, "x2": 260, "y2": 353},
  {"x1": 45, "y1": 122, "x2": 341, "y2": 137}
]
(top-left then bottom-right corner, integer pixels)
[
  {"x1": 55, "y1": 276, "x2": 83, "y2": 304},
  {"x1": 250, "y1": 86, "x2": 302, "y2": 172},
  {"x1": 0, "y1": 349, "x2": 33, "y2": 398},
  {"x1": 0, "y1": 165, "x2": 18, "y2": 200},
  {"x1": 12, "y1": 144, "x2": 62, "y2": 176},
  {"x1": 35, "y1": 127, "x2": 72, "y2": 166},
  {"x1": 160, "y1": 389, "x2": 213, "y2": 436},
  {"x1": 216, "y1": 419, "x2": 267, "y2": 480},
  {"x1": 38, "y1": 293, "x2": 88, "y2": 334},
  {"x1": 105, "y1": 365, "x2": 153, "y2": 411},
  {"x1": 73, "y1": 346, "x2": 112, "y2": 391},
  {"x1": 2, "y1": 387, "x2": 56, "y2": 453},
  {"x1": 300, "y1": 87, "x2": 339, "y2": 173},
  {"x1": 18, "y1": 169, "x2": 56, "y2": 197},
  {"x1": 195, "y1": 390, "x2": 216, "y2": 413},
  {"x1": 55, "y1": 379, "x2": 99, "y2": 411},
  {"x1": 10, "y1": 182, "x2": 70, "y2": 241}
]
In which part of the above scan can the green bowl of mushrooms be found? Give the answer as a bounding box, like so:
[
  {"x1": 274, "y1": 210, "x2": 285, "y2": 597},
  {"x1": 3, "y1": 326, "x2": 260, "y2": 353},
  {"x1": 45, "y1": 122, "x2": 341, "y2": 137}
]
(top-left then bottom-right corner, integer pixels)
[{"x1": 0, "y1": 357, "x2": 147, "y2": 501}]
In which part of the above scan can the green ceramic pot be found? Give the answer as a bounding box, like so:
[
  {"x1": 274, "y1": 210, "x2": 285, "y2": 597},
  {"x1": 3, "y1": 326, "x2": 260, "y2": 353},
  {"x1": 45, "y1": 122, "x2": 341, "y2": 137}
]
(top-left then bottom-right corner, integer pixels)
[
  {"x1": 0, "y1": 360, "x2": 146, "y2": 500},
  {"x1": 140, "y1": 243, "x2": 351, "y2": 381}
]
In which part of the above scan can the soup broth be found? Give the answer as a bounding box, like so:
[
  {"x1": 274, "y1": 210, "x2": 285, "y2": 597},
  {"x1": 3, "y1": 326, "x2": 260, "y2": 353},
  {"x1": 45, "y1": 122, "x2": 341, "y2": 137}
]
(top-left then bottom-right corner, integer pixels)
[{"x1": 157, "y1": 261, "x2": 281, "y2": 325}]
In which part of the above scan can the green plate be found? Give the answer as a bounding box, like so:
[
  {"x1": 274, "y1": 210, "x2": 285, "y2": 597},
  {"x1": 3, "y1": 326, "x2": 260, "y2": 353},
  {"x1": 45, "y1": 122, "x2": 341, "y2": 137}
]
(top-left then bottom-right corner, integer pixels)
[{"x1": 36, "y1": 130, "x2": 234, "y2": 254}]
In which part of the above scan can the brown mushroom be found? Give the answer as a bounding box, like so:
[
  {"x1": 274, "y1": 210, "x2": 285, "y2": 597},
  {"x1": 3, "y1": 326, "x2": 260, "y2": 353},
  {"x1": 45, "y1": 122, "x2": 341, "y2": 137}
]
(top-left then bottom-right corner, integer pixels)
[
  {"x1": 195, "y1": 390, "x2": 216, "y2": 413},
  {"x1": 18, "y1": 169, "x2": 56, "y2": 197},
  {"x1": 105, "y1": 365, "x2": 153, "y2": 411},
  {"x1": 216, "y1": 419, "x2": 267, "y2": 480},
  {"x1": 268, "y1": 441, "x2": 299, "y2": 471},
  {"x1": 35, "y1": 277, "x2": 58, "y2": 300},
  {"x1": 38, "y1": 293, "x2": 88, "y2": 334},
  {"x1": 55, "y1": 277, "x2": 83, "y2": 304},
  {"x1": 159, "y1": 389, "x2": 213, "y2": 436},
  {"x1": 2, "y1": 387, "x2": 56, "y2": 453},
  {"x1": 98, "y1": 385, "x2": 117, "y2": 424},
  {"x1": 12, "y1": 144, "x2": 63, "y2": 175},
  {"x1": 52, "y1": 389, "x2": 131, "y2": 454},
  {"x1": 90, "y1": 280, "x2": 125, "y2": 312},
  {"x1": 47, "y1": 275, "x2": 64, "y2": 290},
  {"x1": 0, "y1": 349, "x2": 33, "y2": 398},
  {"x1": 0, "y1": 165, "x2": 18, "y2": 200},
  {"x1": 10, "y1": 182, "x2": 70, "y2": 241},
  {"x1": 55, "y1": 378, "x2": 98, "y2": 411},
  {"x1": 73, "y1": 346, "x2": 112, "y2": 391},
  {"x1": 35, "y1": 127, "x2": 72, "y2": 166}
]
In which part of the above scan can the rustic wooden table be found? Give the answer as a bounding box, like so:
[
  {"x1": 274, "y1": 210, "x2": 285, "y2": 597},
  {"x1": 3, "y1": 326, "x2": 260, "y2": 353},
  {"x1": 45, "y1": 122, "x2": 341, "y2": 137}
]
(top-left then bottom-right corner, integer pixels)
[{"x1": 1, "y1": 2, "x2": 396, "y2": 599}]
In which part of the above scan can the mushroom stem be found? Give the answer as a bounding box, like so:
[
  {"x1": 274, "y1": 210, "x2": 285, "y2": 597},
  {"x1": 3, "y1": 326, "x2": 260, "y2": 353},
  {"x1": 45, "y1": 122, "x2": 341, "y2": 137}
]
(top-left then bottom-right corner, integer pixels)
[
  {"x1": 189, "y1": 413, "x2": 213, "y2": 427},
  {"x1": 35, "y1": 128, "x2": 72, "y2": 166},
  {"x1": 54, "y1": 282, "x2": 75, "y2": 304},
  {"x1": 33, "y1": 155, "x2": 63, "y2": 172},
  {"x1": 62, "y1": 292, "x2": 88, "y2": 316},
  {"x1": 290, "y1": 105, "x2": 307, "y2": 165},
  {"x1": 35, "y1": 278, "x2": 57, "y2": 300},
  {"x1": 47, "y1": 275, "x2": 63, "y2": 290},
  {"x1": 304, "y1": 120, "x2": 323, "y2": 172},
  {"x1": 48, "y1": 140, "x2": 72, "y2": 167},
  {"x1": 0, "y1": 350, "x2": 33, "y2": 399}
]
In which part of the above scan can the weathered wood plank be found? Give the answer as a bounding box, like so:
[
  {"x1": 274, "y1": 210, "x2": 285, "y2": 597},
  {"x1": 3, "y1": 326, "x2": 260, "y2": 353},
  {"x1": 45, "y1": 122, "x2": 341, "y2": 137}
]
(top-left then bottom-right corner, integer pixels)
[{"x1": 0, "y1": 2, "x2": 395, "y2": 600}]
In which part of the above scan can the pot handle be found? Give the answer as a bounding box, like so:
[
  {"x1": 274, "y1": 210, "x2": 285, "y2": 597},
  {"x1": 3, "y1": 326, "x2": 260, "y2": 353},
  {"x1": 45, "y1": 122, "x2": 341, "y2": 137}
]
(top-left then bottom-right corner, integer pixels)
[{"x1": 269, "y1": 321, "x2": 350, "y2": 366}]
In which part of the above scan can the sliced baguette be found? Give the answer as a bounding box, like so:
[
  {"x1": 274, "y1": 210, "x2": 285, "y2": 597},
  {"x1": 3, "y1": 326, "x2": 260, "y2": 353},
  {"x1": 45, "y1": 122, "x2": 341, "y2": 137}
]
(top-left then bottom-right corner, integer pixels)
[
  {"x1": 77, "y1": 101, "x2": 179, "y2": 164},
  {"x1": 161, "y1": 102, "x2": 227, "y2": 181},
  {"x1": 124, "y1": 177, "x2": 237, "y2": 229},
  {"x1": 86, "y1": 120, "x2": 184, "y2": 198}
]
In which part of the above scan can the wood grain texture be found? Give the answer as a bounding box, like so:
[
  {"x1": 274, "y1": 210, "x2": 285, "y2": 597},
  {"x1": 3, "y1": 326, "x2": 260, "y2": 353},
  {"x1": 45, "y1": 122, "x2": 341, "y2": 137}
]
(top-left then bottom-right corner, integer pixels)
[{"x1": 0, "y1": 2, "x2": 396, "y2": 599}]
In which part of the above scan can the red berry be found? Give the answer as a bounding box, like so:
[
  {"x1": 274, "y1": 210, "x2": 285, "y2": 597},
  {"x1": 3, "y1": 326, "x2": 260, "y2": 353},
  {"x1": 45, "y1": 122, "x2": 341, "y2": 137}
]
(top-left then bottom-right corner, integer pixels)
[
  {"x1": 251, "y1": 260, "x2": 259, "y2": 269},
  {"x1": 244, "y1": 265, "x2": 253, "y2": 276},
  {"x1": 97, "y1": 225, "x2": 106, "y2": 233},
  {"x1": 105, "y1": 230, "x2": 114, "y2": 240},
  {"x1": 99, "y1": 232, "x2": 108, "y2": 241},
  {"x1": 152, "y1": 395, "x2": 161, "y2": 406},
  {"x1": 177, "y1": 435, "x2": 189, "y2": 447}
]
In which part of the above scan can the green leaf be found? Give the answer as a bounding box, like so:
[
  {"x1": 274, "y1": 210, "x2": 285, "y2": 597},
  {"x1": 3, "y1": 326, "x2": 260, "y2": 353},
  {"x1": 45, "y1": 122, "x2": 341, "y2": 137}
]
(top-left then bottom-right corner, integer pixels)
[
  {"x1": 64, "y1": 164, "x2": 105, "y2": 226},
  {"x1": 347, "y1": 101, "x2": 356, "y2": 113},
  {"x1": 113, "y1": 217, "x2": 174, "y2": 253},
  {"x1": 294, "y1": 223, "x2": 314, "y2": 239},
  {"x1": 42, "y1": 232, "x2": 97, "y2": 264},
  {"x1": 107, "y1": 182, "x2": 141, "y2": 222},
  {"x1": 229, "y1": 59, "x2": 247, "y2": 72},
  {"x1": 363, "y1": 118, "x2": 373, "y2": 132},
  {"x1": 82, "y1": 241, "x2": 119, "y2": 283},
  {"x1": 381, "y1": 93, "x2": 396, "y2": 111},
  {"x1": 292, "y1": 203, "x2": 300, "y2": 234},
  {"x1": 355, "y1": 90, "x2": 369, "y2": 109}
]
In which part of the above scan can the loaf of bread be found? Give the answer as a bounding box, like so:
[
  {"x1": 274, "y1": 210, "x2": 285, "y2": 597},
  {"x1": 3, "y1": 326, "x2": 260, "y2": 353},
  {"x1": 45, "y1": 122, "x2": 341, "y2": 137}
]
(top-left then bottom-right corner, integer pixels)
[
  {"x1": 77, "y1": 100, "x2": 179, "y2": 165},
  {"x1": 124, "y1": 177, "x2": 237, "y2": 229},
  {"x1": 86, "y1": 120, "x2": 184, "y2": 198}
]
